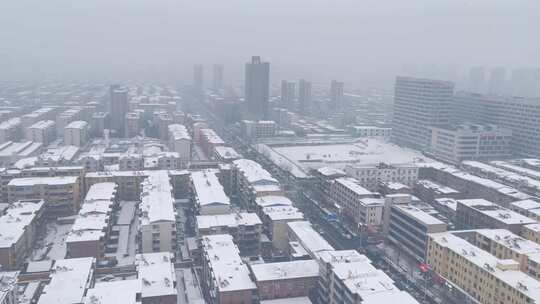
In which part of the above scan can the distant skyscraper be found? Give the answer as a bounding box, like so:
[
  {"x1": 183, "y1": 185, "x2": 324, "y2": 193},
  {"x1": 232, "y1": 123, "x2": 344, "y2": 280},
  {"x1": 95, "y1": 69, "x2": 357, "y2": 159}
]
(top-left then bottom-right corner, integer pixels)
[
  {"x1": 280, "y1": 80, "x2": 296, "y2": 109},
  {"x1": 330, "y1": 80, "x2": 344, "y2": 108},
  {"x1": 245, "y1": 56, "x2": 270, "y2": 119},
  {"x1": 298, "y1": 79, "x2": 312, "y2": 114},
  {"x1": 391, "y1": 76, "x2": 454, "y2": 149},
  {"x1": 193, "y1": 64, "x2": 204, "y2": 91},
  {"x1": 109, "y1": 85, "x2": 128, "y2": 137},
  {"x1": 468, "y1": 66, "x2": 485, "y2": 93},
  {"x1": 488, "y1": 67, "x2": 507, "y2": 95},
  {"x1": 212, "y1": 64, "x2": 223, "y2": 91}
]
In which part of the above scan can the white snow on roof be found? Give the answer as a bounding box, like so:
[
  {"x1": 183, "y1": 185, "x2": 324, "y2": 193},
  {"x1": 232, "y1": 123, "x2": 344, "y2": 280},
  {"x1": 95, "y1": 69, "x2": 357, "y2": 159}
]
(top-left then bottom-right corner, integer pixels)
[
  {"x1": 256, "y1": 195, "x2": 293, "y2": 208},
  {"x1": 251, "y1": 260, "x2": 319, "y2": 282},
  {"x1": 491, "y1": 161, "x2": 540, "y2": 180},
  {"x1": 335, "y1": 177, "x2": 373, "y2": 196},
  {"x1": 393, "y1": 205, "x2": 446, "y2": 226},
  {"x1": 263, "y1": 206, "x2": 304, "y2": 221},
  {"x1": 200, "y1": 128, "x2": 225, "y2": 145},
  {"x1": 191, "y1": 170, "x2": 230, "y2": 207},
  {"x1": 463, "y1": 161, "x2": 540, "y2": 192},
  {"x1": 84, "y1": 182, "x2": 117, "y2": 202},
  {"x1": 430, "y1": 232, "x2": 540, "y2": 302},
  {"x1": 38, "y1": 257, "x2": 95, "y2": 304},
  {"x1": 416, "y1": 179, "x2": 459, "y2": 194},
  {"x1": 65, "y1": 120, "x2": 88, "y2": 129},
  {"x1": 233, "y1": 159, "x2": 279, "y2": 185},
  {"x1": 84, "y1": 280, "x2": 141, "y2": 304},
  {"x1": 139, "y1": 171, "x2": 175, "y2": 225},
  {"x1": 0, "y1": 200, "x2": 44, "y2": 248},
  {"x1": 316, "y1": 167, "x2": 346, "y2": 177},
  {"x1": 511, "y1": 199, "x2": 540, "y2": 212},
  {"x1": 201, "y1": 234, "x2": 257, "y2": 292},
  {"x1": 196, "y1": 212, "x2": 261, "y2": 230},
  {"x1": 260, "y1": 297, "x2": 312, "y2": 304},
  {"x1": 458, "y1": 199, "x2": 537, "y2": 225},
  {"x1": 168, "y1": 124, "x2": 191, "y2": 141},
  {"x1": 135, "y1": 252, "x2": 176, "y2": 298},
  {"x1": 474, "y1": 229, "x2": 540, "y2": 256},
  {"x1": 29, "y1": 120, "x2": 55, "y2": 130},
  {"x1": 433, "y1": 198, "x2": 459, "y2": 212},
  {"x1": 287, "y1": 221, "x2": 333, "y2": 257},
  {"x1": 8, "y1": 176, "x2": 78, "y2": 187}
]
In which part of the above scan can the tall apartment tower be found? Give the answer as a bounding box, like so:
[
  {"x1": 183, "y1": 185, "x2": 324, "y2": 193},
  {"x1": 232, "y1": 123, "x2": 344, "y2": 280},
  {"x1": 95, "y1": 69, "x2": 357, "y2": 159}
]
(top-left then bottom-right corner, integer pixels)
[
  {"x1": 109, "y1": 85, "x2": 128, "y2": 137},
  {"x1": 391, "y1": 76, "x2": 454, "y2": 149},
  {"x1": 330, "y1": 80, "x2": 344, "y2": 108},
  {"x1": 298, "y1": 79, "x2": 312, "y2": 114},
  {"x1": 468, "y1": 66, "x2": 485, "y2": 93},
  {"x1": 280, "y1": 80, "x2": 296, "y2": 110},
  {"x1": 212, "y1": 64, "x2": 223, "y2": 91},
  {"x1": 488, "y1": 67, "x2": 507, "y2": 95},
  {"x1": 193, "y1": 64, "x2": 204, "y2": 91},
  {"x1": 245, "y1": 56, "x2": 270, "y2": 119}
]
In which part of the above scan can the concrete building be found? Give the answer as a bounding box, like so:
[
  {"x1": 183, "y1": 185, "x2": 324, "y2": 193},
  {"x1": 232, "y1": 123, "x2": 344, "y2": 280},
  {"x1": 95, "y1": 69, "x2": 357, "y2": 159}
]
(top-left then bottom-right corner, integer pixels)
[
  {"x1": 250, "y1": 260, "x2": 319, "y2": 300},
  {"x1": 66, "y1": 183, "x2": 117, "y2": 261},
  {"x1": 297, "y1": 79, "x2": 312, "y2": 114},
  {"x1": 387, "y1": 204, "x2": 447, "y2": 262},
  {"x1": 84, "y1": 279, "x2": 142, "y2": 304},
  {"x1": 427, "y1": 231, "x2": 540, "y2": 304},
  {"x1": 330, "y1": 80, "x2": 344, "y2": 109},
  {"x1": 21, "y1": 107, "x2": 57, "y2": 130},
  {"x1": 196, "y1": 212, "x2": 262, "y2": 256},
  {"x1": 64, "y1": 120, "x2": 89, "y2": 147},
  {"x1": 232, "y1": 159, "x2": 282, "y2": 211},
  {"x1": 110, "y1": 86, "x2": 128, "y2": 137},
  {"x1": 348, "y1": 126, "x2": 392, "y2": 139},
  {"x1": 199, "y1": 128, "x2": 225, "y2": 157},
  {"x1": 56, "y1": 107, "x2": 83, "y2": 135},
  {"x1": 287, "y1": 221, "x2": 333, "y2": 259},
  {"x1": 0, "y1": 141, "x2": 42, "y2": 166},
  {"x1": 510, "y1": 199, "x2": 540, "y2": 221},
  {"x1": 139, "y1": 171, "x2": 176, "y2": 253},
  {"x1": 213, "y1": 146, "x2": 241, "y2": 163},
  {"x1": 91, "y1": 112, "x2": 107, "y2": 137},
  {"x1": 0, "y1": 271, "x2": 19, "y2": 304},
  {"x1": 0, "y1": 118, "x2": 22, "y2": 144},
  {"x1": 240, "y1": 120, "x2": 277, "y2": 139},
  {"x1": 344, "y1": 163, "x2": 419, "y2": 190},
  {"x1": 26, "y1": 120, "x2": 56, "y2": 145},
  {"x1": 193, "y1": 64, "x2": 204, "y2": 92},
  {"x1": 168, "y1": 124, "x2": 191, "y2": 164},
  {"x1": 413, "y1": 179, "x2": 462, "y2": 203},
  {"x1": 38, "y1": 257, "x2": 96, "y2": 304},
  {"x1": 191, "y1": 170, "x2": 231, "y2": 215},
  {"x1": 0, "y1": 200, "x2": 44, "y2": 270},
  {"x1": 523, "y1": 223, "x2": 540, "y2": 245},
  {"x1": 455, "y1": 199, "x2": 537, "y2": 234},
  {"x1": 430, "y1": 124, "x2": 512, "y2": 164},
  {"x1": 453, "y1": 92, "x2": 540, "y2": 158},
  {"x1": 135, "y1": 252, "x2": 177, "y2": 304},
  {"x1": 391, "y1": 76, "x2": 454, "y2": 149},
  {"x1": 245, "y1": 56, "x2": 270, "y2": 119},
  {"x1": 7, "y1": 176, "x2": 80, "y2": 216},
  {"x1": 201, "y1": 234, "x2": 257, "y2": 304},
  {"x1": 213, "y1": 64, "x2": 223, "y2": 91},
  {"x1": 125, "y1": 111, "x2": 141, "y2": 138},
  {"x1": 280, "y1": 80, "x2": 296, "y2": 109}
]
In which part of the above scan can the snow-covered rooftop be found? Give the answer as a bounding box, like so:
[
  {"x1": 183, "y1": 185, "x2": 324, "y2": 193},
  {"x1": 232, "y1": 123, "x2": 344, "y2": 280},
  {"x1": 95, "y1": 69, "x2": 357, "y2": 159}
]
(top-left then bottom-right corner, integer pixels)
[
  {"x1": 65, "y1": 120, "x2": 88, "y2": 129},
  {"x1": 139, "y1": 171, "x2": 176, "y2": 225},
  {"x1": 416, "y1": 179, "x2": 459, "y2": 194},
  {"x1": 233, "y1": 159, "x2": 279, "y2": 185},
  {"x1": 84, "y1": 280, "x2": 141, "y2": 304},
  {"x1": 38, "y1": 257, "x2": 95, "y2": 304},
  {"x1": 0, "y1": 200, "x2": 44, "y2": 248},
  {"x1": 335, "y1": 177, "x2": 373, "y2": 196},
  {"x1": 8, "y1": 175, "x2": 78, "y2": 187},
  {"x1": 256, "y1": 195, "x2": 294, "y2": 208},
  {"x1": 84, "y1": 182, "x2": 117, "y2": 202},
  {"x1": 135, "y1": 252, "x2": 176, "y2": 298},
  {"x1": 287, "y1": 221, "x2": 334, "y2": 257},
  {"x1": 200, "y1": 128, "x2": 225, "y2": 145},
  {"x1": 263, "y1": 206, "x2": 304, "y2": 221},
  {"x1": 458, "y1": 199, "x2": 537, "y2": 225},
  {"x1": 168, "y1": 124, "x2": 191, "y2": 141},
  {"x1": 393, "y1": 205, "x2": 446, "y2": 226},
  {"x1": 196, "y1": 212, "x2": 261, "y2": 230},
  {"x1": 251, "y1": 260, "x2": 319, "y2": 282},
  {"x1": 213, "y1": 146, "x2": 242, "y2": 160},
  {"x1": 191, "y1": 170, "x2": 230, "y2": 207}
]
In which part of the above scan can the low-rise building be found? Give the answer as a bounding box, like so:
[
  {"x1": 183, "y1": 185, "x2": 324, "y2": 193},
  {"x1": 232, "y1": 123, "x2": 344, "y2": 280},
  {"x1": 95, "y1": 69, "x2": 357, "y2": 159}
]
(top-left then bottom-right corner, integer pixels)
[
  {"x1": 168, "y1": 124, "x2": 191, "y2": 165},
  {"x1": 196, "y1": 212, "x2": 262, "y2": 256},
  {"x1": 26, "y1": 120, "x2": 56, "y2": 145},
  {"x1": 213, "y1": 146, "x2": 242, "y2": 163},
  {"x1": 250, "y1": 260, "x2": 319, "y2": 300},
  {"x1": 135, "y1": 252, "x2": 177, "y2": 304},
  {"x1": 523, "y1": 223, "x2": 540, "y2": 245},
  {"x1": 430, "y1": 124, "x2": 512, "y2": 164},
  {"x1": 258, "y1": 203, "x2": 304, "y2": 252},
  {"x1": 511, "y1": 199, "x2": 540, "y2": 221},
  {"x1": 201, "y1": 234, "x2": 257, "y2": 304},
  {"x1": 7, "y1": 176, "x2": 80, "y2": 216},
  {"x1": 330, "y1": 177, "x2": 381, "y2": 228},
  {"x1": 413, "y1": 179, "x2": 462, "y2": 203},
  {"x1": 240, "y1": 120, "x2": 277, "y2": 138},
  {"x1": 0, "y1": 271, "x2": 19, "y2": 304},
  {"x1": 64, "y1": 120, "x2": 89, "y2": 147},
  {"x1": 0, "y1": 200, "x2": 44, "y2": 270},
  {"x1": 287, "y1": 221, "x2": 333, "y2": 259},
  {"x1": 344, "y1": 163, "x2": 419, "y2": 191},
  {"x1": 232, "y1": 159, "x2": 282, "y2": 211},
  {"x1": 199, "y1": 128, "x2": 225, "y2": 158},
  {"x1": 84, "y1": 279, "x2": 142, "y2": 304},
  {"x1": 387, "y1": 204, "x2": 447, "y2": 262},
  {"x1": 191, "y1": 170, "x2": 231, "y2": 215},
  {"x1": 139, "y1": 171, "x2": 176, "y2": 253},
  {"x1": 455, "y1": 199, "x2": 537, "y2": 235}
]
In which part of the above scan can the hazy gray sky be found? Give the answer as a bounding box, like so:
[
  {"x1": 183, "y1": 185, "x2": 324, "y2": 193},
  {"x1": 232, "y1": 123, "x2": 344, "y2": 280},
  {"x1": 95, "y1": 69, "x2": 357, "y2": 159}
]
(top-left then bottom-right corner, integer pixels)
[{"x1": 1, "y1": 0, "x2": 538, "y2": 88}]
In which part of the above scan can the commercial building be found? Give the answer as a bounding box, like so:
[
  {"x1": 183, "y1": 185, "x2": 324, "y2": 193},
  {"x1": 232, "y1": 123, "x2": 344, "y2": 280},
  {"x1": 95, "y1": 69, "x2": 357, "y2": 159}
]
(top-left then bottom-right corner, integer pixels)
[
  {"x1": 232, "y1": 159, "x2": 282, "y2": 210},
  {"x1": 0, "y1": 200, "x2": 44, "y2": 270},
  {"x1": 135, "y1": 252, "x2": 177, "y2": 304},
  {"x1": 201, "y1": 234, "x2": 257, "y2": 304},
  {"x1": 391, "y1": 76, "x2": 454, "y2": 149},
  {"x1": 66, "y1": 183, "x2": 117, "y2": 260},
  {"x1": 427, "y1": 231, "x2": 540, "y2": 304},
  {"x1": 37, "y1": 257, "x2": 96, "y2": 304},
  {"x1": 110, "y1": 86, "x2": 129, "y2": 137},
  {"x1": 453, "y1": 92, "x2": 540, "y2": 158},
  {"x1": 191, "y1": 170, "x2": 231, "y2": 215},
  {"x1": 7, "y1": 176, "x2": 81, "y2": 216},
  {"x1": 455, "y1": 199, "x2": 537, "y2": 234},
  {"x1": 139, "y1": 171, "x2": 176, "y2": 253},
  {"x1": 387, "y1": 204, "x2": 447, "y2": 262},
  {"x1": 344, "y1": 163, "x2": 419, "y2": 190},
  {"x1": 64, "y1": 120, "x2": 89, "y2": 147},
  {"x1": 196, "y1": 212, "x2": 262, "y2": 256},
  {"x1": 245, "y1": 56, "x2": 270, "y2": 119},
  {"x1": 430, "y1": 124, "x2": 512, "y2": 164},
  {"x1": 251, "y1": 260, "x2": 319, "y2": 300},
  {"x1": 26, "y1": 120, "x2": 56, "y2": 145}
]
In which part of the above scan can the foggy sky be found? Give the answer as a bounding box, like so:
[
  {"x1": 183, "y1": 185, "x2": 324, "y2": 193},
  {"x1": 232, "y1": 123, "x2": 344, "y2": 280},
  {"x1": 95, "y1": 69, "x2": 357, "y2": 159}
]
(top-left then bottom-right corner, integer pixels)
[{"x1": 1, "y1": 0, "x2": 538, "y2": 88}]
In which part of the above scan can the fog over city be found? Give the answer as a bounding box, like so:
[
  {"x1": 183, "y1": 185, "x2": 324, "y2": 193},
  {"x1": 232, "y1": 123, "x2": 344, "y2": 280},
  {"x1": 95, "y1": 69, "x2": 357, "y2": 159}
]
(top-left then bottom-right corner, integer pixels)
[
  {"x1": 1, "y1": 0, "x2": 539, "y2": 87},
  {"x1": 1, "y1": 2, "x2": 540, "y2": 304}
]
